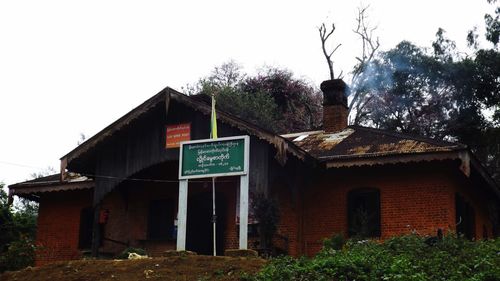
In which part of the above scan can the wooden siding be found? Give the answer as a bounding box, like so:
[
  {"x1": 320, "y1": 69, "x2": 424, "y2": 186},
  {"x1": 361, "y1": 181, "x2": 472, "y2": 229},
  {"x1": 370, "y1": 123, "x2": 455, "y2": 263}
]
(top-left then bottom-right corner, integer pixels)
[{"x1": 87, "y1": 97, "x2": 270, "y2": 205}]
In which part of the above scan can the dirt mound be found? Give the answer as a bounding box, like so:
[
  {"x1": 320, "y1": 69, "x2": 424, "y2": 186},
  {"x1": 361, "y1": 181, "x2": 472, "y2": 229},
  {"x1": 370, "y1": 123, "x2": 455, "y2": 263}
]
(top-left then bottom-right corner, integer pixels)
[{"x1": 0, "y1": 255, "x2": 266, "y2": 281}]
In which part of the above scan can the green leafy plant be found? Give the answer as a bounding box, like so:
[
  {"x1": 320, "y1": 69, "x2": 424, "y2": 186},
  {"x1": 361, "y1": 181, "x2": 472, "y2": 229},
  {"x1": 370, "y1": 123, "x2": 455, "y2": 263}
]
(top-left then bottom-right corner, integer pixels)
[
  {"x1": 0, "y1": 184, "x2": 38, "y2": 273},
  {"x1": 252, "y1": 193, "x2": 280, "y2": 255},
  {"x1": 251, "y1": 234, "x2": 500, "y2": 281}
]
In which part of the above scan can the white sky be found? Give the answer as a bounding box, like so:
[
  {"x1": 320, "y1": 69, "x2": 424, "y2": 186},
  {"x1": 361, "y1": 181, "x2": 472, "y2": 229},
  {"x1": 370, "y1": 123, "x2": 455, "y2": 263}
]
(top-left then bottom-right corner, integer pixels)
[{"x1": 0, "y1": 0, "x2": 495, "y2": 186}]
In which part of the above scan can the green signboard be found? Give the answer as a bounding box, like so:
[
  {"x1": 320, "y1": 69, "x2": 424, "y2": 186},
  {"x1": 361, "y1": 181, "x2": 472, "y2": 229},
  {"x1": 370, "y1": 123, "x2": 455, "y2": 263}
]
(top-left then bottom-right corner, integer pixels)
[{"x1": 179, "y1": 136, "x2": 249, "y2": 179}]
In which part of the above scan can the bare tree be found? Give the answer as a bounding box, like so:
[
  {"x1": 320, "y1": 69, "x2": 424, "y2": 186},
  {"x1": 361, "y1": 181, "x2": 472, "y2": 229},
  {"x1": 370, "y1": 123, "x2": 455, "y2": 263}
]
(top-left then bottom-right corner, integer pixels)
[
  {"x1": 349, "y1": 6, "x2": 380, "y2": 123},
  {"x1": 319, "y1": 23, "x2": 342, "y2": 80},
  {"x1": 318, "y1": 6, "x2": 380, "y2": 123}
]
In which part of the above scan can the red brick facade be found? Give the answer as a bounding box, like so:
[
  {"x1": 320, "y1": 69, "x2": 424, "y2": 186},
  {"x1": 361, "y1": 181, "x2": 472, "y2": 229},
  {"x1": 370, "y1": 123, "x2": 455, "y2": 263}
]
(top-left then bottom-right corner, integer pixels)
[
  {"x1": 33, "y1": 161, "x2": 495, "y2": 264},
  {"x1": 301, "y1": 162, "x2": 494, "y2": 255},
  {"x1": 323, "y1": 105, "x2": 348, "y2": 133},
  {"x1": 35, "y1": 189, "x2": 92, "y2": 266}
]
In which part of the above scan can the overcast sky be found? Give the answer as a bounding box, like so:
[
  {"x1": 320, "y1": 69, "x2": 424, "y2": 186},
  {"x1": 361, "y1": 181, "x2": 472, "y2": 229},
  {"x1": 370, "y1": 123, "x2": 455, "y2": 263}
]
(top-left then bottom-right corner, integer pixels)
[{"x1": 0, "y1": 0, "x2": 495, "y2": 186}]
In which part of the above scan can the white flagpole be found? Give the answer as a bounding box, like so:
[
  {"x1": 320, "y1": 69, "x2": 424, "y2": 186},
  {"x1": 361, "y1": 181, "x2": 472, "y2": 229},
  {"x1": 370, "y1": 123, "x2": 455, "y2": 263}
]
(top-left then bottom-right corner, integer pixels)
[
  {"x1": 212, "y1": 177, "x2": 216, "y2": 256},
  {"x1": 211, "y1": 93, "x2": 217, "y2": 256}
]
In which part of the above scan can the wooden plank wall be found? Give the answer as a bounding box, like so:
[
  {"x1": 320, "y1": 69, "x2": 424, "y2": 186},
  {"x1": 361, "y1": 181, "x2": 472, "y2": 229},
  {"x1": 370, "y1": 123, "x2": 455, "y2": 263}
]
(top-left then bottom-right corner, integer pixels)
[{"x1": 92, "y1": 97, "x2": 270, "y2": 205}]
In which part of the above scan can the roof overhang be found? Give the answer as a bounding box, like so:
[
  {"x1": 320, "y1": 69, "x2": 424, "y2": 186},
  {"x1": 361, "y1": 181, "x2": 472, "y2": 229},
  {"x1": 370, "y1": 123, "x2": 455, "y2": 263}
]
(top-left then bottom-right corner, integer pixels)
[
  {"x1": 8, "y1": 173, "x2": 94, "y2": 201},
  {"x1": 323, "y1": 149, "x2": 500, "y2": 200},
  {"x1": 60, "y1": 87, "x2": 314, "y2": 175},
  {"x1": 322, "y1": 150, "x2": 466, "y2": 169},
  {"x1": 10, "y1": 181, "x2": 94, "y2": 195}
]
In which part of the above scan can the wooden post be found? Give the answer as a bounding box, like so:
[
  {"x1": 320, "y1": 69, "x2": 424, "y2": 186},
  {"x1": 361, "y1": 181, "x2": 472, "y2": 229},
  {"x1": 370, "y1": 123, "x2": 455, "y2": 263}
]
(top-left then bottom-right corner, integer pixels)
[
  {"x1": 176, "y1": 179, "x2": 188, "y2": 251},
  {"x1": 239, "y1": 174, "x2": 249, "y2": 249}
]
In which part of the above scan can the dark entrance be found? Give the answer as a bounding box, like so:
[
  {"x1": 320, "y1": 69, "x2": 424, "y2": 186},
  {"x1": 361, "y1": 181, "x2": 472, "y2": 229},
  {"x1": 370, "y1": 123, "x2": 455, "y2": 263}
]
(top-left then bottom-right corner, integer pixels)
[
  {"x1": 186, "y1": 191, "x2": 227, "y2": 255},
  {"x1": 456, "y1": 193, "x2": 475, "y2": 240}
]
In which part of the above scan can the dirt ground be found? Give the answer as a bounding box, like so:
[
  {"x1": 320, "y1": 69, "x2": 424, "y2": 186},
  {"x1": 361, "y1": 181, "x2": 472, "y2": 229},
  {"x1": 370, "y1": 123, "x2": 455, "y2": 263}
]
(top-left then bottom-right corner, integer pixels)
[{"x1": 0, "y1": 256, "x2": 266, "y2": 281}]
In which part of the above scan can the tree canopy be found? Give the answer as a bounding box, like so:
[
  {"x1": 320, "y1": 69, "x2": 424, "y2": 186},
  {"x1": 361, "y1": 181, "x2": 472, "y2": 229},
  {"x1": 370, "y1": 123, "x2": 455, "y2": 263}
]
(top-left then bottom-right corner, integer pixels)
[
  {"x1": 352, "y1": 7, "x2": 500, "y2": 181},
  {"x1": 187, "y1": 61, "x2": 322, "y2": 134},
  {"x1": 0, "y1": 183, "x2": 37, "y2": 272}
]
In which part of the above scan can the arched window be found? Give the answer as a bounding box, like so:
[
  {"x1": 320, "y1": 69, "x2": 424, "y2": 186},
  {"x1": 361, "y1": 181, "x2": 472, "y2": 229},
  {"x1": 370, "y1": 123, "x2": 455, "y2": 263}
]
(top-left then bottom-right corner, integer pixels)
[{"x1": 347, "y1": 188, "x2": 381, "y2": 238}]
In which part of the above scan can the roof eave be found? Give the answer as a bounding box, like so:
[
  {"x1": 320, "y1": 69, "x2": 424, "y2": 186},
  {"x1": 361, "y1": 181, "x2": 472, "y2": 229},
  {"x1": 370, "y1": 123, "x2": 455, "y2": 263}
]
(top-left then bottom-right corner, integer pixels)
[
  {"x1": 9, "y1": 181, "x2": 94, "y2": 197},
  {"x1": 323, "y1": 148, "x2": 500, "y2": 200},
  {"x1": 61, "y1": 89, "x2": 168, "y2": 164},
  {"x1": 323, "y1": 150, "x2": 465, "y2": 169}
]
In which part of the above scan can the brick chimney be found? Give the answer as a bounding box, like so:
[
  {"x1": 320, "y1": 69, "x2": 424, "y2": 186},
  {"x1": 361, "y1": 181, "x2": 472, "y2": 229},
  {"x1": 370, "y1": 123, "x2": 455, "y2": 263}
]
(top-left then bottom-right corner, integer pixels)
[{"x1": 321, "y1": 79, "x2": 348, "y2": 132}]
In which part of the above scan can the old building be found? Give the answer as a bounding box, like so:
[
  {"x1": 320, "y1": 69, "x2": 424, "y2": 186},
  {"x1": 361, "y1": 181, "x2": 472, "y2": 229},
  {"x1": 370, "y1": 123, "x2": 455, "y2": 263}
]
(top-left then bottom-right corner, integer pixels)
[{"x1": 9, "y1": 80, "x2": 500, "y2": 265}]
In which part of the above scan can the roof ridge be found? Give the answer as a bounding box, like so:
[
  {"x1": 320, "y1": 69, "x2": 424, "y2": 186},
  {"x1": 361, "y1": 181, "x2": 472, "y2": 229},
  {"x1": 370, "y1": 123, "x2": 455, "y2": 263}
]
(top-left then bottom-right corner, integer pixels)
[{"x1": 349, "y1": 125, "x2": 467, "y2": 148}]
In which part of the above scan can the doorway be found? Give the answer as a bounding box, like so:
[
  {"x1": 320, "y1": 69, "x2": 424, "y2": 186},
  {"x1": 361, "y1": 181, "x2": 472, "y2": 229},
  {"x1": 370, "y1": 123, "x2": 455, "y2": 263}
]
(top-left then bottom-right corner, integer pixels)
[{"x1": 186, "y1": 191, "x2": 227, "y2": 255}]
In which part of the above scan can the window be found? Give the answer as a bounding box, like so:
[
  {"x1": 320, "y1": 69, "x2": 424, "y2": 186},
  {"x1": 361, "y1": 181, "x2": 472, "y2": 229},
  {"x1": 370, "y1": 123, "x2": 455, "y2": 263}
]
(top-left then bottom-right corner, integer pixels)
[
  {"x1": 347, "y1": 188, "x2": 381, "y2": 238},
  {"x1": 78, "y1": 207, "x2": 94, "y2": 249},
  {"x1": 455, "y1": 193, "x2": 475, "y2": 240},
  {"x1": 148, "y1": 199, "x2": 175, "y2": 240}
]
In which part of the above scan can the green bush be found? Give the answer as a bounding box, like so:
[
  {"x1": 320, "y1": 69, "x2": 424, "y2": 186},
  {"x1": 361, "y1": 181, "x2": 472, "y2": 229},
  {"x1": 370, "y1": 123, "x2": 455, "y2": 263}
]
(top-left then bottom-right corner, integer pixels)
[
  {"x1": 0, "y1": 235, "x2": 36, "y2": 272},
  {"x1": 0, "y1": 185, "x2": 38, "y2": 273},
  {"x1": 250, "y1": 234, "x2": 500, "y2": 281}
]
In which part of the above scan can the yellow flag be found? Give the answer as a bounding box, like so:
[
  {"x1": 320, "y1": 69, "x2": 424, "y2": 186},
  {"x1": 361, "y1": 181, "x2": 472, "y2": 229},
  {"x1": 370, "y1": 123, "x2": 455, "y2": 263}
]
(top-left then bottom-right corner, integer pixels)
[{"x1": 211, "y1": 95, "x2": 218, "y2": 139}]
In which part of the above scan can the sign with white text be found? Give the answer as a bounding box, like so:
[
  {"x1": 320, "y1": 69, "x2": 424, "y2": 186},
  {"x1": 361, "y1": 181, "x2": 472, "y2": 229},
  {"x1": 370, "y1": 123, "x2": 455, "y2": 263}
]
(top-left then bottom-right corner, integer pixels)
[
  {"x1": 179, "y1": 136, "x2": 249, "y2": 179},
  {"x1": 166, "y1": 123, "x2": 191, "y2": 148}
]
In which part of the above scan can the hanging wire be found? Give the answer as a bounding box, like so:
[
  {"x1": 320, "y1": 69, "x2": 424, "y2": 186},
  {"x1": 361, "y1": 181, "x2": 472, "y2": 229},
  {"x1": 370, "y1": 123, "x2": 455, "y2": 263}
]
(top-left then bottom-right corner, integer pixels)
[{"x1": 0, "y1": 159, "x2": 238, "y2": 184}]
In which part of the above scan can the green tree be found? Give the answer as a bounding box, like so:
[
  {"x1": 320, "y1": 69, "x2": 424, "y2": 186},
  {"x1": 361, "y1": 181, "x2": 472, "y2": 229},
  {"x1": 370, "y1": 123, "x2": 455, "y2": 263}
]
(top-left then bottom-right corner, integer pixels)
[
  {"x1": 188, "y1": 61, "x2": 322, "y2": 133},
  {"x1": 240, "y1": 67, "x2": 322, "y2": 133},
  {"x1": 0, "y1": 183, "x2": 37, "y2": 272},
  {"x1": 354, "y1": 23, "x2": 500, "y2": 185},
  {"x1": 355, "y1": 41, "x2": 454, "y2": 138},
  {"x1": 0, "y1": 186, "x2": 15, "y2": 253}
]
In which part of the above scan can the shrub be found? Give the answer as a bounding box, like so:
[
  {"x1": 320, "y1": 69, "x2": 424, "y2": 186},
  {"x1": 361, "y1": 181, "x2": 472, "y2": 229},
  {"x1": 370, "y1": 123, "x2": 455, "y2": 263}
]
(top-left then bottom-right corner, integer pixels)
[
  {"x1": 0, "y1": 235, "x2": 36, "y2": 272},
  {"x1": 251, "y1": 235, "x2": 500, "y2": 281}
]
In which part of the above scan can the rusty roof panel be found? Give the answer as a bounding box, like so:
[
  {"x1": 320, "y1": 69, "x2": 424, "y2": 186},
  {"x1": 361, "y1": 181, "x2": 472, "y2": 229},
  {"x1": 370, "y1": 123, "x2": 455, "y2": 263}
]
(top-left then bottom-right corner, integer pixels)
[{"x1": 285, "y1": 125, "x2": 465, "y2": 161}]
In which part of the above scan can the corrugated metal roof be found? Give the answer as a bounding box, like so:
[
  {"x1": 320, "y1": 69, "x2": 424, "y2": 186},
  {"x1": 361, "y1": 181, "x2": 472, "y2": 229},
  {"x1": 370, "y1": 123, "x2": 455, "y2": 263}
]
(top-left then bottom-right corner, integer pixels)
[
  {"x1": 9, "y1": 173, "x2": 93, "y2": 197},
  {"x1": 282, "y1": 125, "x2": 466, "y2": 161}
]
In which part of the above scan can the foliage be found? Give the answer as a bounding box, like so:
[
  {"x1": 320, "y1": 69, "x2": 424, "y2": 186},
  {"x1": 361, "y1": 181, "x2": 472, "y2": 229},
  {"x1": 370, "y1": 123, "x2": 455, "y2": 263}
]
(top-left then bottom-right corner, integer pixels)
[
  {"x1": 485, "y1": 6, "x2": 500, "y2": 47},
  {"x1": 201, "y1": 82, "x2": 279, "y2": 132},
  {"x1": 250, "y1": 234, "x2": 500, "y2": 281},
  {"x1": 0, "y1": 183, "x2": 38, "y2": 272},
  {"x1": 353, "y1": 27, "x2": 500, "y2": 184},
  {"x1": 322, "y1": 233, "x2": 345, "y2": 251},
  {"x1": 187, "y1": 61, "x2": 322, "y2": 133},
  {"x1": 348, "y1": 0, "x2": 500, "y2": 190},
  {"x1": 0, "y1": 235, "x2": 36, "y2": 273},
  {"x1": 252, "y1": 193, "x2": 280, "y2": 253}
]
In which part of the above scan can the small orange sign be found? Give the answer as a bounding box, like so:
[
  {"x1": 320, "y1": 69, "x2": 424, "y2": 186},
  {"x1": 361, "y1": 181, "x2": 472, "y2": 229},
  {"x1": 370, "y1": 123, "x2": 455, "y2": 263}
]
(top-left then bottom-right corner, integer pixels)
[{"x1": 166, "y1": 123, "x2": 191, "y2": 148}]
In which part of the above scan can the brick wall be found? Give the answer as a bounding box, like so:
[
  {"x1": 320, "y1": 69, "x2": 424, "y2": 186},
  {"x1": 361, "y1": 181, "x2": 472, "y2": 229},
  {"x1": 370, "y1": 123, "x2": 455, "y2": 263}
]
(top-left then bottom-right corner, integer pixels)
[
  {"x1": 299, "y1": 161, "x2": 494, "y2": 256},
  {"x1": 35, "y1": 189, "x2": 93, "y2": 266},
  {"x1": 272, "y1": 180, "x2": 300, "y2": 256},
  {"x1": 34, "y1": 161, "x2": 495, "y2": 262},
  {"x1": 99, "y1": 182, "x2": 179, "y2": 256},
  {"x1": 323, "y1": 105, "x2": 348, "y2": 133}
]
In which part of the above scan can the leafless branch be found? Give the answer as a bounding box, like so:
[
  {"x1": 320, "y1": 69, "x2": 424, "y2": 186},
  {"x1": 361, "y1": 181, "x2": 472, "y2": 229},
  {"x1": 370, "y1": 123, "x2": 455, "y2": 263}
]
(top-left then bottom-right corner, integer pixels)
[
  {"x1": 349, "y1": 5, "x2": 381, "y2": 119},
  {"x1": 319, "y1": 23, "x2": 342, "y2": 79}
]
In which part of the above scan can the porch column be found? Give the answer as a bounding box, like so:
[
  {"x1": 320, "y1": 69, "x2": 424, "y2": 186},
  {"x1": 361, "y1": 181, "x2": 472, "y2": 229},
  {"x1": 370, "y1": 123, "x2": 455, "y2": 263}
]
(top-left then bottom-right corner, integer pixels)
[
  {"x1": 239, "y1": 174, "x2": 249, "y2": 249},
  {"x1": 176, "y1": 179, "x2": 188, "y2": 251}
]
